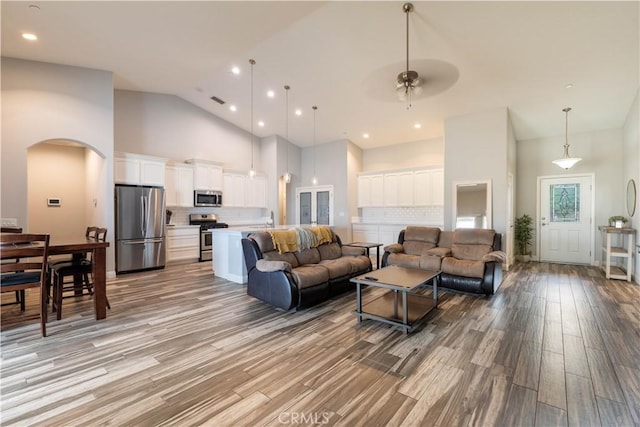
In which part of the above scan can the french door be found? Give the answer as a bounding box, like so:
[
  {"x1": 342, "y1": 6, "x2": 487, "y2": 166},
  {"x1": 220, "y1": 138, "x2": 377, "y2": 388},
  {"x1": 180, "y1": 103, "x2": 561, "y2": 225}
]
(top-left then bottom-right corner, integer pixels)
[
  {"x1": 538, "y1": 174, "x2": 594, "y2": 264},
  {"x1": 296, "y1": 185, "x2": 333, "y2": 226}
]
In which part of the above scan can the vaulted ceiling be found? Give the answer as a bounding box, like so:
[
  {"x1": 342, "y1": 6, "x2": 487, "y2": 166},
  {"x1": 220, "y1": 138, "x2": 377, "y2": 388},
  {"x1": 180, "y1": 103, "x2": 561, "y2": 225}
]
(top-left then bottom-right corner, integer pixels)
[{"x1": 2, "y1": 1, "x2": 638, "y2": 148}]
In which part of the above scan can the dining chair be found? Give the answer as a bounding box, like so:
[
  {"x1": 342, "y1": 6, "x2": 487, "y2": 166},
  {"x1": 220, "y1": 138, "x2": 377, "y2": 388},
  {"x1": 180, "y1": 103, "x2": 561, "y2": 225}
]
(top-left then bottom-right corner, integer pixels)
[
  {"x1": 50, "y1": 227, "x2": 109, "y2": 320},
  {"x1": 0, "y1": 226, "x2": 25, "y2": 308},
  {"x1": 1, "y1": 233, "x2": 50, "y2": 337}
]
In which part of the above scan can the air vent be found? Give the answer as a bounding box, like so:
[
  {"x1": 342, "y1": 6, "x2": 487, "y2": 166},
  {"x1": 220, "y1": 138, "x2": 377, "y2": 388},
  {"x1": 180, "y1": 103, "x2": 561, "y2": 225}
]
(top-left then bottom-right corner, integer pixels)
[{"x1": 210, "y1": 96, "x2": 226, "y2": 105}]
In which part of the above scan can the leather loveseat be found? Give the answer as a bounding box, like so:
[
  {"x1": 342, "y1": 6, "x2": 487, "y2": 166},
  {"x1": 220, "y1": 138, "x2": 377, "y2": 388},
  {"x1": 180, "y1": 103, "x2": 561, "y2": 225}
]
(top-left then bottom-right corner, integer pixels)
[
  {"x1": 382, "y1": 226, "x2": 506, "y2": 295},
  {"x1": 242, "y1": 229, "x2": 372, "y2": 310}
]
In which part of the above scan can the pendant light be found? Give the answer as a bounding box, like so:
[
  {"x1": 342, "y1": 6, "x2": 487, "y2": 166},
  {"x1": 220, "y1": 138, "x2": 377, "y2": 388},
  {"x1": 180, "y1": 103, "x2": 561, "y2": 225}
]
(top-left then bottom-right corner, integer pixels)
[
  {"x1": 248, "y1": 59, "x2": 256, "y2": 179},
  {"x1": 552, "y1": 107, "x2": 582, "y2": 170},
  {"x1": 312, "y1": 105, "x2": 318, "y2": 185},
  {"x1": 283, "y1": 85, "x2": 291, "y2": 184}
]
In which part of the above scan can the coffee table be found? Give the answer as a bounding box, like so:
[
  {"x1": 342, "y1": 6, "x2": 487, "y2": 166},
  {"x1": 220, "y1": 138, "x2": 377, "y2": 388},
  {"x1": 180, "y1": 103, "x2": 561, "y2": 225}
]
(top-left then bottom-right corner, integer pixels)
[{"x1": 350, "y1": 265, "x2": 440, "y2": 334}]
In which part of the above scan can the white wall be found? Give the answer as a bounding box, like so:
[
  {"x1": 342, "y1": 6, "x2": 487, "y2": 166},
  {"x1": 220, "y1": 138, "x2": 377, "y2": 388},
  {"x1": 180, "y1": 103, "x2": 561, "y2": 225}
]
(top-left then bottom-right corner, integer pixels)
[
  {"x1": 622, "y1": 90, "x2": 639, "y2": 282},
  {"x1": 444, "y1": 108, "x2": 509, "y2": 236},
  {"x1": 362, "y1": 137, "x2": 443, "y2": 172},
  {"x1": 517, "y1": 127, "x2": 625, "y2": 259},
  {"x1": 114, "y1": 90, "x2": 260, "y2": 172},
  {"x1": 1, "y1": 57, "x2": 114, "y2": 272}
]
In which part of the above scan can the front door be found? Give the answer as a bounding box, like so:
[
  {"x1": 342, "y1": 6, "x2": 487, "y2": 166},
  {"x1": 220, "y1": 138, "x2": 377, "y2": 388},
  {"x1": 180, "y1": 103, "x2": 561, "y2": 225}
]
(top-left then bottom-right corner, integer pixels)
[{"x1": 539, "y1": 174, "x2": 593, "y2": 264}]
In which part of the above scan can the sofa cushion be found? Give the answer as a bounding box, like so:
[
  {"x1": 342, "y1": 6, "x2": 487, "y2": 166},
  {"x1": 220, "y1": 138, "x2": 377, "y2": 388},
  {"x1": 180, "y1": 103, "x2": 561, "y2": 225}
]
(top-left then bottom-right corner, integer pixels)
[
  {"x1": 251, "y1": 232, "x2": 276, "y2": 253},
  {"x1": 291, "y1": 265, "x2": 330, "y2": 289},
  {"x1": 318, "y1": 258, "x2": 352, "y2": 279},
  {"x1": 441, "y1": 257, "x2": 485, "y2": 279},
  {"x1": 451, "y1": 229, "x2": 495, "y2": 261},
  {"x1": 341, "y1": 246, "x2": 366, "y2": 257},
  {"x1": 318, "y1": 242, "x2": 342, "y2": 261},
  {"x1": 403, "y1": 226, "x2": 440, "y2": 255},
  {"x1": 343, "y1": 255, "x2": 372, "y2": 274},
  {"x1": 295, "y1": 248, "x2": 321, "y2": 265}
]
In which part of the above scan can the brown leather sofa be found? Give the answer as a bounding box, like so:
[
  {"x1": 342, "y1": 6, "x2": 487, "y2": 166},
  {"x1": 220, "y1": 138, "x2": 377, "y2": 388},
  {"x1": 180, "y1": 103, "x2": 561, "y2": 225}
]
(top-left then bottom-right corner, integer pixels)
[
  {"x1": 242, "y1": 230, "x2": 371, "y2": 310},
  {"x1": 382, "y1": 226, "x2": 506, "y2": 295}
]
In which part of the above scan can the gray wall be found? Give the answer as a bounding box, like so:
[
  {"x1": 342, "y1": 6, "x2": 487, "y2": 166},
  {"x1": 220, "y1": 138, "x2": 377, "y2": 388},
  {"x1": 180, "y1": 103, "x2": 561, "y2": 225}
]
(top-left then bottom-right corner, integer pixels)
[{"x1": 1, "y1": 57, "x2": 115, "y2": 272}]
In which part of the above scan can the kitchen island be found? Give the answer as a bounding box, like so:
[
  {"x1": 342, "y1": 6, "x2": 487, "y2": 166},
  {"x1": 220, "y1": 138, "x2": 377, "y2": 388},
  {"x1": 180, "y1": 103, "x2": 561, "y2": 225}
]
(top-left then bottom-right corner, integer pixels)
[{"x1": 211, "y1": 225, "x2": 293, "y2": 284}]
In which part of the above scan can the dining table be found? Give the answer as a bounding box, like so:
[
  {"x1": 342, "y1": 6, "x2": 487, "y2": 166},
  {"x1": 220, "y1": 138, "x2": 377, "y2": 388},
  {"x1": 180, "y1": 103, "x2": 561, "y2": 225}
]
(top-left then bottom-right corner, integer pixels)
[{"x1": 48, "y1": 235, "x2": 110, "y2": 320}]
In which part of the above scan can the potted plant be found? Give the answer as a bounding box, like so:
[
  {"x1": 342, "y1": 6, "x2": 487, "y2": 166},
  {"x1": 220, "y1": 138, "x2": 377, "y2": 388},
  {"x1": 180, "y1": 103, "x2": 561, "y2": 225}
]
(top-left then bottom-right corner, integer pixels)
[
  {"x1": 515, "y1": 214, "x2": 533, "y2": 261},
  {"x1": 608, "y1": 215, "x2": 628, "y2": 228}
]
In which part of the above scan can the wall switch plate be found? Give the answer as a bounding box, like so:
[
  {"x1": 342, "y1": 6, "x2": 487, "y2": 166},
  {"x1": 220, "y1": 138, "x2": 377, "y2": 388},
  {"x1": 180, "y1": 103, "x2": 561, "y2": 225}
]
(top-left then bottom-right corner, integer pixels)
[{"x1": 1, "y1": 218, "x2": 18, "y2": 227}]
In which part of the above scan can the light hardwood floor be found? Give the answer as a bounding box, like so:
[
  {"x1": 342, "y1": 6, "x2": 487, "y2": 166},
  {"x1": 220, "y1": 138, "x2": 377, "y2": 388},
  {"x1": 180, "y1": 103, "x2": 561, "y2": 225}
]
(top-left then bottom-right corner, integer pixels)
[{"x1": 1, "y1": 261, "x2": 639, "y2": 426}]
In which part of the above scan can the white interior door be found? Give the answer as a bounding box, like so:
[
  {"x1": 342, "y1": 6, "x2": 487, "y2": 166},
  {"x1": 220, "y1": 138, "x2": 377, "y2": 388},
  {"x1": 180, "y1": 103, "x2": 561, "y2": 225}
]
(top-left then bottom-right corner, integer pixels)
[
  {"x1": 506, "y1": 173, "x2": 514, "y2": 269},
  {"x1": 295, "y1": 185, "x2": 334, "y2": 226},
  {"x1": 538, "y1": 175, "x2": 593, "y2": 264}
]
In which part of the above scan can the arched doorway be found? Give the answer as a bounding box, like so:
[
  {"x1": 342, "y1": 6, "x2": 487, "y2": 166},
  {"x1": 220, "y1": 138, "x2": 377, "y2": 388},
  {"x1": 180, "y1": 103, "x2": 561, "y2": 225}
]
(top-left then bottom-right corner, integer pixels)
[{"x1": 27, "y1": 139, "x2": 107, "y2": 240}]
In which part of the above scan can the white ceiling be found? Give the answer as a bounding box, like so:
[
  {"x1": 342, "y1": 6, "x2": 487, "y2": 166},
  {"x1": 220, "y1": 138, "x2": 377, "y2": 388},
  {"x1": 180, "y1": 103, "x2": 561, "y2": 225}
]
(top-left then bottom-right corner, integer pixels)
[{"x1": 2, "y1": 1, "x2": 638, "y2": 149}]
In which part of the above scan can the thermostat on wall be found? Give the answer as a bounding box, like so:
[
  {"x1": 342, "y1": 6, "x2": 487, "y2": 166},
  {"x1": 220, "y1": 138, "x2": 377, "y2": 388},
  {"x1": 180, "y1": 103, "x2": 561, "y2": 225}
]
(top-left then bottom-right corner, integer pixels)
[{"x1": 47, "y1": 198, "x2": 61, "y2": 207}]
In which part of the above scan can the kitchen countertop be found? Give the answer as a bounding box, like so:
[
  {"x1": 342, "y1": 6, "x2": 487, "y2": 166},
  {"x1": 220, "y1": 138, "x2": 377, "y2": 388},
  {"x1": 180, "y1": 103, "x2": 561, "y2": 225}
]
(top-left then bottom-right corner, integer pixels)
[{"x1": 166, "y1": 224, "x2": 200, "y2": 229}]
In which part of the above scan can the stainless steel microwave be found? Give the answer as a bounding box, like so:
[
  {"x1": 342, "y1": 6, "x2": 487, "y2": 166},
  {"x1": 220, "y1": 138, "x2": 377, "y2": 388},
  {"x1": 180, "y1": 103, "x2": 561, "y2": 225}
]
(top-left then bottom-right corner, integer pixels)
[{"x1": 194, "y1": 190, "x2": 222, "y2": 207}]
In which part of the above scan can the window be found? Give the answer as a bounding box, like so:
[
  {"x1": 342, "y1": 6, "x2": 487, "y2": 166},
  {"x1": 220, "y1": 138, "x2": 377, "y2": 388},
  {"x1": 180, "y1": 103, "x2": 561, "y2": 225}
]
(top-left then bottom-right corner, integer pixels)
[{"x1": 550, "y1": 183, "x2": 580, "y2": 222}]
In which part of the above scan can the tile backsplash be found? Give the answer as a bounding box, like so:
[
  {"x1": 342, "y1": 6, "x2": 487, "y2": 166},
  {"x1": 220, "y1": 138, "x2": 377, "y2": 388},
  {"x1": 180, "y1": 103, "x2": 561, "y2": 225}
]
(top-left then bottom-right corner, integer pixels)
[{"x1": 360, "y1": 206, "x2": 444, "y2": 225}]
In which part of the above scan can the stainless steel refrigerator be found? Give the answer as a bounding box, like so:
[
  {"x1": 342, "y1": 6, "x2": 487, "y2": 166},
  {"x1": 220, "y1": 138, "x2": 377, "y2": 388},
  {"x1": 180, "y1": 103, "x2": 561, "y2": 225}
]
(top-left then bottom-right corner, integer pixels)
[{"x1": 115, "y1": 185, "x2": 166, "y2": 273}]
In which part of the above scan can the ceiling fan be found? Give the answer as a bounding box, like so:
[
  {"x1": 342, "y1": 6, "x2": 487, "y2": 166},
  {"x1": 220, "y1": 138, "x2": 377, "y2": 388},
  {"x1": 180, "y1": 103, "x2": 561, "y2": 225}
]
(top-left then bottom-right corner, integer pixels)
[{"x1": 396, "y1": 2, "x2": 422, "y2": 108}]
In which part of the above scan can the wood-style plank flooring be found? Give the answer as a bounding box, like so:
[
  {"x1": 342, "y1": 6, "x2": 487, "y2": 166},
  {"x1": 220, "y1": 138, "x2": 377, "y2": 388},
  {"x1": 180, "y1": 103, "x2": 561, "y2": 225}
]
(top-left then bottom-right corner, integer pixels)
[{"x1": 1, "y1": 261, "x2": 639, "y2": 426}]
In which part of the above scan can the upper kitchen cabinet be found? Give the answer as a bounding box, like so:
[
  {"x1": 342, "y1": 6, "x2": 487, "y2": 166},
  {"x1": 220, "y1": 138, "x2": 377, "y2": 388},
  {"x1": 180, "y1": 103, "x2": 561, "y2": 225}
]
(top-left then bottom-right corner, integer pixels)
[
  {"x1": 383, "y1": 171, "x2": 414, "y2": 206},
  {"x1": 223, "y1": 172, "x2": 267, "y2": 208},
  {"x1": 414, "y1": 169, "x2": 444, "y2": 206},
  {"x1": 186, "y1": 159, "x2": 223, "y2": 191},
  {"x1": 114, "y1": 152, "x2": 166, "y2": 187},
  {"x1": 357, "y1": 174, "x2": 384, "y2": 207},
  {"x1": 165, "y1": 163, "x2": 194, "y2": 207}
]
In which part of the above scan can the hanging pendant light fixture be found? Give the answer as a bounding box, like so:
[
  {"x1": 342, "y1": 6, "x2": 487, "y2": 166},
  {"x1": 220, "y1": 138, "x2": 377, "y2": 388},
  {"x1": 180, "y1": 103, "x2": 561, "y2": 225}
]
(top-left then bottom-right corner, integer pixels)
[
  {"x1": 248, "y1": 59, "x2": 256, "y2": 179},
  {"x1": 396, "y1": 2, "x2": 422, "y2": 109},
  {"x1": 312, "y1": 105, "x2": 318, "y2": 185},
  {"x1": 283, "y1": 85, "x2": 291, "y2": 184},
  {"x1": 552, "y1": 107, "x2": 582, "y2": 170}
]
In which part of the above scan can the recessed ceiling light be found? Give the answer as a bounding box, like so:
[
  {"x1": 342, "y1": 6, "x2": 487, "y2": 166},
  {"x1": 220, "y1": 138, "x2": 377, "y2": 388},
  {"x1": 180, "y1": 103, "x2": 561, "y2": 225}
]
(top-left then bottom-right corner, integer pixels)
[
  {"x1": 565, "y1": 83, "x2": 574, "y2": 89},
  {"x1": 258, "y1": 121, "x2": 265, "y2": 127},
  {"x1": 414, "y1": 123, "x2": 422, "y2": 129},
  {"x1": 363, "y1": 133, "x2": 369, "y2": 139},
  {"x1": 229, "y1": 105, "x2": 237, "y2": 112},
  {"x1": 266, "y1": 90, "x2": 275, "y2": 98},
  {"x1": 22, "y1": 33, "x2": 38, "y2": 41},
  {"x1": 231, "y1": 66, "x2": 240, "y2": 75},
  {"x1": 295, "y1": 109, "x2": 302, "y2": 116}
]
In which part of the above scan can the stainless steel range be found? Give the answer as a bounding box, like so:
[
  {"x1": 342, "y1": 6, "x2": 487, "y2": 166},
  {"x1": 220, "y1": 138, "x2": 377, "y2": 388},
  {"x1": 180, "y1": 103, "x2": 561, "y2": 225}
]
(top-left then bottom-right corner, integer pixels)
[{"x1": 188, "y1": 214, "x2": 229, "y2": 262}]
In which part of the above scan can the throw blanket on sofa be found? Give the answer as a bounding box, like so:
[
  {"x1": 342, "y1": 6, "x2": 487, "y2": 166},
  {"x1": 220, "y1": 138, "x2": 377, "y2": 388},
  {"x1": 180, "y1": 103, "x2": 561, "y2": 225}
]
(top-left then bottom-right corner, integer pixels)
[
  {"x1": 268, "y1": 230, "x2": 298, "y2": 254},
  {"x1": 310, "y1": 226, "x2": 333, "y2": 245},
  {"x1": 295, "y1": 227, "x2": 318, "y2": 251}
]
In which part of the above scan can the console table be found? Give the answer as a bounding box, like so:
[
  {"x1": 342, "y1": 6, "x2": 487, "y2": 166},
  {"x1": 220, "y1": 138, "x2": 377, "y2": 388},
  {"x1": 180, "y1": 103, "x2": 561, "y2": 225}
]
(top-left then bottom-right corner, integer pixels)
[{"x1": 598, "y1": 226, "x2": 635, "y2": 281}]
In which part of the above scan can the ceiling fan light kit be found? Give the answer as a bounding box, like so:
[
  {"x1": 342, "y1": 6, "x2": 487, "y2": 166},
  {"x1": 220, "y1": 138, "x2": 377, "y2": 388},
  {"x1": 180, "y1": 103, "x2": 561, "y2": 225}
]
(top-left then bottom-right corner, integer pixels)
[
  {"x1": 396, "y1": 2, "x2": 422, "y2": 108},
  {"x1": 552, "y1": 107, "x2": 582, "y2": 170}
]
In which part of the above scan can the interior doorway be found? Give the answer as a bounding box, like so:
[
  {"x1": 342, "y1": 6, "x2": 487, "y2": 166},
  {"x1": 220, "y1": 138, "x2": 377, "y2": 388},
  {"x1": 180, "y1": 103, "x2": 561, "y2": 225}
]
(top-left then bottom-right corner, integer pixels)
[
  {"x1": 537, "y1": 174, "x2": 594, "y2": 264},
  {"x1": 295, "y1": 185, "x2": 334, "y2": 226}
]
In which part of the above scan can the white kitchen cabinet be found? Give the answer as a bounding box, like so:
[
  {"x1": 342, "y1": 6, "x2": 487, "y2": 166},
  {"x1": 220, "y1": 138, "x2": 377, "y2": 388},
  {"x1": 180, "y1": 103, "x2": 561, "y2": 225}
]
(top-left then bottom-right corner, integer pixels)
[
  {"x1": 378, "y1": 224, "x2": 404, "y2": 247},
  {"x1": 165, "y1": 163, "x2": 194, "y2": 207},
  {"x1": 166, "y1": 226, "x2": 200, "y2": 262},
  {"x1": 414, "y1": 168, "x2": 444, "y2": 206},
  {"x1": 186, "y1": 159, "x2": 223, "y2": 191},
  {"x1": 352, "y1": 224, "x2": 379, "y2": 244},
  {"x1": 223, "y1": 172, "x2": 246, "y2": 207},
  {"x1": 384, "y1": 171, "x2": 414, "y2": 206},
  {"x1": 357, "y1": 174, "x2": 384, "y2": 207},
  {"x1": 114, "y1": 153, "x2": 166, "y2": 186},
  {"x1": 223, "y1": 172, "x2": 266, "y2": 208},
  {"x1": 245, "y1": 175, "x2": 267, "y2": 208}
]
